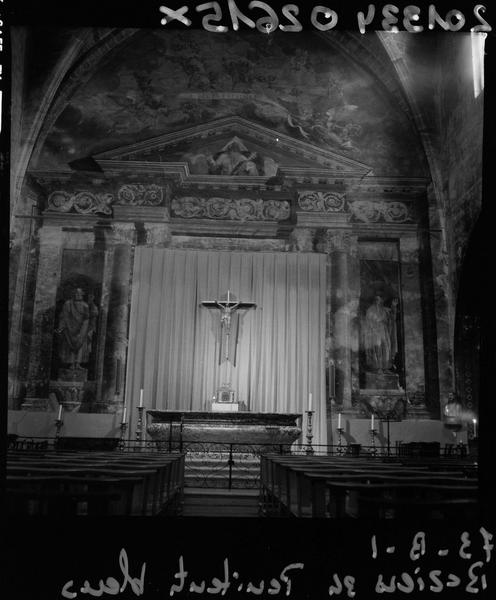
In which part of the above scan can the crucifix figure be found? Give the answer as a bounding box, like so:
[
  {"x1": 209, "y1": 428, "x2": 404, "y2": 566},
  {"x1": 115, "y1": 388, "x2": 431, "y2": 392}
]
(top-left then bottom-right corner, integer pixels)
[{"x1": 201, "y1": 290, "x2": 256, "y2": 365}]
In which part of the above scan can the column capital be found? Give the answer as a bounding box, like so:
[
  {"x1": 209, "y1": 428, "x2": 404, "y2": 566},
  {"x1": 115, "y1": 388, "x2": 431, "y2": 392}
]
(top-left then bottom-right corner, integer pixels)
[
  {"x1": 321, "y1": 230, "x2": 354, "y2": 254},
  {"x1": 38, "y1": 224, "x2": 65, "y2": 246},
  {"x1": 288, "y1": 228, "x2": 315, "y2": 252},
  {"x1": 143, "y1": 222, "x2": 171, "y2": 248},
  {"x1": 110, "y1": 222, "x2": 137, "y2": 245}
]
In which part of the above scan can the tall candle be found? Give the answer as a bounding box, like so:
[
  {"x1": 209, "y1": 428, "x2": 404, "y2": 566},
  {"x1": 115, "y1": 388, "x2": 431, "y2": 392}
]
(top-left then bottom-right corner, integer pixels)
[
  {"x1": 338, "y1": 412, "x2": 342, "y2": 429},
  {"x1": 473, "y1": 418, "x2": 477, "y2": 437},
  {"x1": 139, "y1": 388, "x2": 144, "y2": 408},
  {"x1": 122, "y1": 405, "x2": 127, "y2": 424},
  {"x1": 57, "y1": 404, "x2": 63, "y2": 421},
  {"x1": 308, "y1": 393, "x2": 312, "y2": 412},
  {"x1": 371, "y1": 414, "x2": 375, "y2": 430}
]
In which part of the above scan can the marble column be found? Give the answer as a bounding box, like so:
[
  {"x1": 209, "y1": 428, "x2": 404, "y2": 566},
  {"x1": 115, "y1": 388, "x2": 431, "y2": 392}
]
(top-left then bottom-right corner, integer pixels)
[
  {"x1": 102, "y1": 223, "x2": 137, "y2": 413},
  {"x1": 94, "y1": 243, "x2": 115, "y2": 407},
  {"x1": 22, "y1": 225, "x2": 65, "y2": 408},
  {"x1": 9, "y1": 189, "x2": 39, "y2": 407},
  {"x1": 430, "y1": 233, "x2": 454, "y2": 414},
  {"x1": 399, "y1": 235, "x2": 428, "y2": 414},
  {"x1": 326, "y1": 231, "x2": 359, "y2": 411}
]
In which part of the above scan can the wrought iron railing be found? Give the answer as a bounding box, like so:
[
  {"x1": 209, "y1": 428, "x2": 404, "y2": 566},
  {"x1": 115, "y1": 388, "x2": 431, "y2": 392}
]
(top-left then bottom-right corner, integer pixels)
[{"x1": 8, "y1": 435, "x2": 476, "y2": 491}]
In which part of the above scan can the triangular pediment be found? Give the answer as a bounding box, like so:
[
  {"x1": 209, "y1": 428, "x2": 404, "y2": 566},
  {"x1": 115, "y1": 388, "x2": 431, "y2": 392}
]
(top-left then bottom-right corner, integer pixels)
[{"x1": 93, "y1": 116, "x2": 372, "y2": 179}]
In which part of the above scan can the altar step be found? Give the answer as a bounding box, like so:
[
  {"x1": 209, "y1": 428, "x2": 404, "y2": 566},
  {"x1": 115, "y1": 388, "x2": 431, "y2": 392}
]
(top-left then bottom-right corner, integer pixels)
[
  {"x1": 184, "y1": 454, "x2": 261, "y2": 489},
  {"x1": 180, "y1": 488, "x2": 261, "y2": 517}
]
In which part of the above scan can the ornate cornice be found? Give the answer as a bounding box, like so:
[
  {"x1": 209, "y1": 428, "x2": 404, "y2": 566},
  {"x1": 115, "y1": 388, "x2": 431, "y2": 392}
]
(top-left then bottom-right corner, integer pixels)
[
  {"x1": 297, "y1": 191, "x2": 346, "y2": 213},
  {"x1": 46, "y1": 190, "x2": 113, "y2": 215},
  {"x1": 172, "y1": 196, "x2": 290, "y2": 222},
  {"x1": 349, "y1": 200, "x2": 414, "y2": 224},
  {"x1": 297, "y1": 190, "x2": 416, "y2": 224},
  {"x1": 44, "y1": 184, "x2": 166, "y2": 216}
]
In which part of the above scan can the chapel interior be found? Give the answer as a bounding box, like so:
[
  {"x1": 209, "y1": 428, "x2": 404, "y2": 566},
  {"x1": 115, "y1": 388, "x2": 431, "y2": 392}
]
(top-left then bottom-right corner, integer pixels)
[{"x1": 7, "y1": 26, "x2": 491, "y2": 517}]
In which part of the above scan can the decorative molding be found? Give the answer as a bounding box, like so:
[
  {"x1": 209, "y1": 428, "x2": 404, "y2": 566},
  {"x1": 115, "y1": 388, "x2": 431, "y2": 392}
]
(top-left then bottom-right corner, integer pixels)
[
  {"x1": 94, "y1": 116, "x2": 373, "y2": 176},
  {"x1": 45, "y1": 184, "x2": 166, "y2": 217},
  {"x1": 46, "y1": 190, "x2": 113, "y2": 215},
  {"x1": 117, "y1": 184, "x2": 164, "y2": 206},
  {"x1": 171, "y1": 197, "x2": 290, "y2": 222},
  {"x1": 297, "y1": 191, "x2": 346, "y2": 213},
  {"x1": 349, "y1": 200, "x2": 414, "y2": 223}
]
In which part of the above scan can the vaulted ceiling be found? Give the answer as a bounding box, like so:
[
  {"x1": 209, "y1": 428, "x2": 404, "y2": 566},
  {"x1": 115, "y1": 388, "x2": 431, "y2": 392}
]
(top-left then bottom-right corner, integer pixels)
[
  {"x1": 14, "y1": 29, "x2": 442, "y2": 191},
  {"x1": 30, "y1": 29, "x2": 428, "y2": 179}
]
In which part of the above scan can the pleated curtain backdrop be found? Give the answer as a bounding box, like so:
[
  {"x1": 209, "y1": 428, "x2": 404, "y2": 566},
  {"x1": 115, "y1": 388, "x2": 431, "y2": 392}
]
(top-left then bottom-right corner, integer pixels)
[{"x1": 125, "y1": 248, "x2": 327, "y2": 447}]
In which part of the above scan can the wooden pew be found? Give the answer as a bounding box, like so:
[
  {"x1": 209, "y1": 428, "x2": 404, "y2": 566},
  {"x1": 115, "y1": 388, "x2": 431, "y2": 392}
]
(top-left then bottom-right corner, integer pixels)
[
  {"x1": 260, "y1": 454, "x2": 478, "y2": 518},
  {"x1": 6, "y1": 450, "x2": 185, "y2": 516},
  {"x1": 6, "y1": 475, "x2": 140, "y2": 516},
  {"x1": 325, "y1": 481, "x2": 479, "y2": 519}
]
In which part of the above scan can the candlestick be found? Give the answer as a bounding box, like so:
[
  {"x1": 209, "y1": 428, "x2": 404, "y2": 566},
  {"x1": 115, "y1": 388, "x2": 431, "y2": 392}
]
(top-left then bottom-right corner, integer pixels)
[
  {"x1": 338, "y1": 412, "x2": 342, "y2": 429},
  {"x1": 139, "y1": 388, "x2": 144, "y2": 408},
  {"x1": 54, "y1": 406, "x2": 64, "y2": 439},
  {"x1": 308, "y1": 392, "x2": 313, "y2": 413},
  {"x1": 119, "y1": 420, "x2": 128, "y2": 450},
  {"x1": 336, "y1": 425, "x2": 345, "y2": 455},
  {"x1": 472, "y1": 418, "x2": 477, "y2": 438},
  {"x1": 135, "y1": 405, "x2": 145, "y2": 446},
  {"x1": 305, "y1": 410, "x2": 314, "y2": 455},
  {"x1": 121, "y1": 405, "x2": 127, "y2": 424},
  {"x1": 371, "y1": 413, "x2": 375, "y2": 430},
  {"x1": 370, "y1": 427, "x2": 378, "y2": 455}
]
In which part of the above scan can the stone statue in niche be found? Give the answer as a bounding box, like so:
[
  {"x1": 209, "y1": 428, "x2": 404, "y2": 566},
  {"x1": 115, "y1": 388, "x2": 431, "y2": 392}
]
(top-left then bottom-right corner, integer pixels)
[
  {"x1": 56, "y1": 287, "x2": 98, "y2": 379},
  {"x1": 363, "y1": 294, "x2": 398, "y2": 372},
  {"x1": 362, "y1": 294, "x2": 400, "y2": 389}
]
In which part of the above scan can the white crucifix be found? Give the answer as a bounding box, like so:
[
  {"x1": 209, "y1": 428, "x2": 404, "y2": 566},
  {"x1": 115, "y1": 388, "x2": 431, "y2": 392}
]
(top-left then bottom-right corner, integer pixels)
[{"x1": 201, "y1": 289, "x2": 256, "y2": 365}]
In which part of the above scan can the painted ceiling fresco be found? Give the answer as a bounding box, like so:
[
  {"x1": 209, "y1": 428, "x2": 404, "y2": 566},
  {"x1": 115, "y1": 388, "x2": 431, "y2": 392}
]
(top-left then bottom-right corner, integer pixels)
[{"x1": 38, "y1": 31, "x2": 428, "y2": 177}]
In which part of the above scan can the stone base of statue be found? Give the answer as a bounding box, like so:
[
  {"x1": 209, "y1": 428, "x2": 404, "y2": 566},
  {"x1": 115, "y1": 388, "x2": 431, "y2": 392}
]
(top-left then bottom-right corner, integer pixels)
[
  {"x1": 359, "y1": 390, "x2": 407, "y2": 420},
  {"x1": 364, "y1": 370, "x2": 400, "y2": 390},
  {"x1": 48, "y1": 380, "x2": 94, "y2": 412},
  {"x1": 20, "y1": 397, "x2": 51, "y2": 411},
  {"x1": 57, "y1": 366, "x2": 88, "y2": 382}
]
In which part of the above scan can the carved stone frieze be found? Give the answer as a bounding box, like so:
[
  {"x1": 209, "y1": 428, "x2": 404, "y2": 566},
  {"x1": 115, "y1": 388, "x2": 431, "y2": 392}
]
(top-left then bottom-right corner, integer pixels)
[
  {"x1": 47, "y1": 191, "x2": 113, "y2": 215},
  {"x1": 45, "y1": 184, "x2": 165, "y2": 216},
  {"x1": 297, "y1": 191, "x2": 346, "y2": 213},
  {"x1": 349, "y1": 200, "x2": 413, "y2": 223},
  {"x1": 171, "y1": 196, "x2": 290, "y2": 221},
  {"x1": 117, "y1": 184, "x2": 163, "y2": 206}
]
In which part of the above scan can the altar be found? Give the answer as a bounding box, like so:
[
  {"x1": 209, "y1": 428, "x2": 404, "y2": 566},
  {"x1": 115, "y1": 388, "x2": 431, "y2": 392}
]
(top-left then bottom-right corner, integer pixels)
[{"x1": 146, "y1": 410, "x2": 303, "y2": 451}]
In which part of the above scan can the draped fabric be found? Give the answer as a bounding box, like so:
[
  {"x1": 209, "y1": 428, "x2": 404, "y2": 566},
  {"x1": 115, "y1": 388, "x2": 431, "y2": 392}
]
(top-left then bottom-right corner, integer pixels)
[{"x1": 125, "y1": 248, "x2": 327, "y2": 446}]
